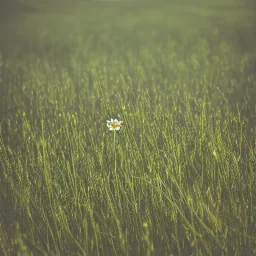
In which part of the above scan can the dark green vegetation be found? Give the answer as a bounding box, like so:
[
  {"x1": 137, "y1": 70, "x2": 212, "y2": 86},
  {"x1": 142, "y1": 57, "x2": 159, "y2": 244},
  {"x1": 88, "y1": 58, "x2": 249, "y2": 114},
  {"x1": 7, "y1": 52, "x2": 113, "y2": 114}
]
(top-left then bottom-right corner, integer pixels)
[{"x1": 0, "y1": 0, "x2": 256, "y2": 255}]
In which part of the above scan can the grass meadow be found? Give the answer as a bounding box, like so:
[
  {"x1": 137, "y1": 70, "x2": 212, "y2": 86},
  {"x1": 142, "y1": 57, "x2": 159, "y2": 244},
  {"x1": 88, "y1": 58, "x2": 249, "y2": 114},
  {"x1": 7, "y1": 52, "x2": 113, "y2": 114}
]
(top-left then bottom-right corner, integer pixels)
[{"x1": 0, "y1": 0, "x2": 256, "y2": 255}]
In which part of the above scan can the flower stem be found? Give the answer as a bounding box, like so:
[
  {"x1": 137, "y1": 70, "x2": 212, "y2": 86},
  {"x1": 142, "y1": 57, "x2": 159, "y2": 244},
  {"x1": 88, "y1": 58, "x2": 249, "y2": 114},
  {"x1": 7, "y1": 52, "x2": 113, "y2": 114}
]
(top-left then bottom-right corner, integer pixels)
[{"x1": 114, "y1": 130, "x2": 116, "y2": 176}]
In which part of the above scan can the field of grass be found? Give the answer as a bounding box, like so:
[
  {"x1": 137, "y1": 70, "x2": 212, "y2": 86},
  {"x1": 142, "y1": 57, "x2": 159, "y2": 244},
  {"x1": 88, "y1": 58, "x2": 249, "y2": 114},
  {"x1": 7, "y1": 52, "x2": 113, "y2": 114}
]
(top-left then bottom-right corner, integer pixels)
[{"x1": 0, "y1": 0, "x2": 256, "y2": 255}]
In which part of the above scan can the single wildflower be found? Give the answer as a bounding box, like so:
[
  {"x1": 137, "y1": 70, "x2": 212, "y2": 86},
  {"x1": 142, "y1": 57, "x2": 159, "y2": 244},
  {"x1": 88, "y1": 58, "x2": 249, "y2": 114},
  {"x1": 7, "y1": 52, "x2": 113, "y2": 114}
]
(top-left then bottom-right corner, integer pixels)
[{"x1": 107, "y1": 118, "x2": 123, "y2": 131}]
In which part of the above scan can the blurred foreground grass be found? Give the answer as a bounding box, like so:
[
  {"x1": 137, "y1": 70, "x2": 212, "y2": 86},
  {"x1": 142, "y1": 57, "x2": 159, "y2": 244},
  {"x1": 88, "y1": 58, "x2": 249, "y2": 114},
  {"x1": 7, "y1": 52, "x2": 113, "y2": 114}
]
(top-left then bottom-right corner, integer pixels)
[{"x1": 0, "y1": 0, "x2": 256, "y2": 255}]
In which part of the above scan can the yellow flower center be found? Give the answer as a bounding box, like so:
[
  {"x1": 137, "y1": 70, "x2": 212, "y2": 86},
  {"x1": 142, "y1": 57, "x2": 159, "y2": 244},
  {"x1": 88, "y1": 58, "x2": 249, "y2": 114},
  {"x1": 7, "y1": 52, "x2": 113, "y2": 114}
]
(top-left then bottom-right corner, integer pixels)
[{"x1": 111, "y1": 122, "x2": 120, "y2": 129}]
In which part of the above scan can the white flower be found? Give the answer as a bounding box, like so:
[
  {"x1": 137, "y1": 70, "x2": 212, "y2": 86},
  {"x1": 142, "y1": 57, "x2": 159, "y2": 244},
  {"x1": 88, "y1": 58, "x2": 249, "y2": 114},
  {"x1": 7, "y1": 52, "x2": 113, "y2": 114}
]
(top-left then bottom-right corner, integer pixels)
[{"x1": 107, "y1": 118, "x2": 123, "y2": 131}]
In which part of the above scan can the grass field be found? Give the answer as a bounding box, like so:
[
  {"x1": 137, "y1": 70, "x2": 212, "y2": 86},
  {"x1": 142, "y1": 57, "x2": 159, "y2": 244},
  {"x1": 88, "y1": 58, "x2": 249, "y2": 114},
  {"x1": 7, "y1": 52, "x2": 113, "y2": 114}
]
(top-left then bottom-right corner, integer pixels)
[{"x1": 0, "y1": 0, "x2": 256, "y2": 255}]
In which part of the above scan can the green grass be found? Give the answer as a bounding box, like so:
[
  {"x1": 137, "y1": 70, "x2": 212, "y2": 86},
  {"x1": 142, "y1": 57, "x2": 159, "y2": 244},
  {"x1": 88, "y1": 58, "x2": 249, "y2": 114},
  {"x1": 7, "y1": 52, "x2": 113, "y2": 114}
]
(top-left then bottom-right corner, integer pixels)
[{"x1": 0, "y1": 0, "x2": 256, "y2": 255}]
